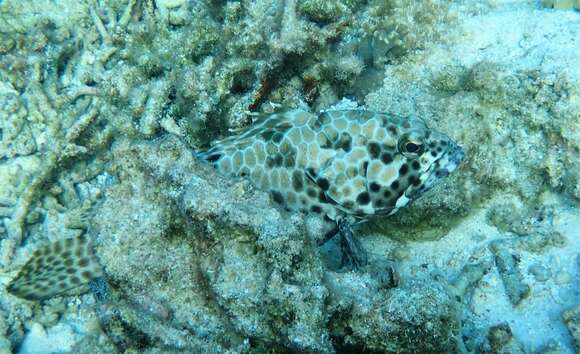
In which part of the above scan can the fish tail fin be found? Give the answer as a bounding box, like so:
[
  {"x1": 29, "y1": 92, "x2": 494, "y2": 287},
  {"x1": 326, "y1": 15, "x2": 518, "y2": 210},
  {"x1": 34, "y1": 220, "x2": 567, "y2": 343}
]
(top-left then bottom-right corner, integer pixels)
[{"x1": 7, "y1": 236, "x2": 103, "y2": 301}]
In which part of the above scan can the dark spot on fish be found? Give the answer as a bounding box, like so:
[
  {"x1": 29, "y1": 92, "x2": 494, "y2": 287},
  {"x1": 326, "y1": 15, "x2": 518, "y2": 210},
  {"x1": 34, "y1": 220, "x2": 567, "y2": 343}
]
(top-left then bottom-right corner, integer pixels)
[
  {"x1": 319, "y1": 135, "x2": 333, "y2": 149},
  {"x1": 362, "y1": 161, "x2": 369, "y2": 177},
  {"x1": 370, "y1": 182, "x2": 381, "y2": 192},
  {"x1": 292, "y1": 171, "x2": 304, "y2": 191},
  {"x1": 307, "y1": 167, "x2": 317, "y2": 178},
  {"x1": 367, "y1": 142, "x2": 381, "y2": 159},
  {"x1": 383, "y1": 189, "x2": 391, "y2": 198},
  {"x1": 356, "y1": 192, "x2": 370, "y2": 205},
  {"x1": 274, "y1": 154, "x2": 283, "y2": 167},
  {"x1": 314, "y1": 112, "x2": 331, "y2": 128},
  {"x1": 409, "y1": 175, "x2": 421, "y2": 187},
  {"x1": 431, "y1": 150, "x2": 438, "y2": 157},
  {"x1": 261, "y1": 130, "x2": 275, "y2": 141},
  {"x1": 387, "y1": 125, "x2": 398, "y2": 135},
  {"x1": 272, "y1": 191, "x2": 285, "y2": 204},
  {"x1": 317, "y1": 178, "x2": 329, "y2": 191},
  {"x1": 311, "y1": 205, "x2": 322, "y2": 214},
  {"x1": 272, "y1": 132, "x2": 284, "y2": 143},
  {"x1": 276, "y1": 122, "x2": 292, "y2": 134},
  {"x1": 307, "y1": 188, "x2": 317, "y2": 198},
  {"x1": 381, "y1": 152, "x2": 393, "y2": 164},
  {"x1": 411, "y1": 160, "x2": 421, "y2": 170},
  {"x1": 391, "y1": 180, "x2": 399, "y2": 190},
  {"x1": 284, "y1": 154, "x2": 296, "y2": 168},
  {"x1": 335, "y1": 133, "x2": 352, "y2": 152},
  {"x1": 239, "y1": 166, "x2": 249, "y2": 177},
  {"x1": 399, "y1": 163, "x2": 408, "y2": 176}
]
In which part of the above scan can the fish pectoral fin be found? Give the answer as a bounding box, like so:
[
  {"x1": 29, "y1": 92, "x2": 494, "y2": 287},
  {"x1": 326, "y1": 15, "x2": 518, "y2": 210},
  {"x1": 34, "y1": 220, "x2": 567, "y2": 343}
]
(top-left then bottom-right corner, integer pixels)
[
  {"x1": 337, "y1": 218, "x2": 368, "y2": 270},
  {"x1": 7, "y1": 235, "x2": 103, "y2": 301}
]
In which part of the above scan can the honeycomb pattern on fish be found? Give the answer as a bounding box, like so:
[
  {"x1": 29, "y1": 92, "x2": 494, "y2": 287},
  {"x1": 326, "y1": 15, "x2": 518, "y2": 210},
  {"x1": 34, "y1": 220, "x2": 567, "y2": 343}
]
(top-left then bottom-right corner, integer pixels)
[
  {"x1": 7, "y1": 236, "x2": 103, "y2": 301},
  {"x1": 199, "y1": 109, "x2": 464, "y2": 221}
]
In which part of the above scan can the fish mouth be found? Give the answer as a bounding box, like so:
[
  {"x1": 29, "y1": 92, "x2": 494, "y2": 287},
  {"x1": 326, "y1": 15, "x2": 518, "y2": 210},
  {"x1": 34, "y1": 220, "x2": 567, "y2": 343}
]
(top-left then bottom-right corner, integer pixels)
[
  {"x1": 420, "y1": 143, "x2": 465, "y2": 191},
  {"x1": 437, "y1": 143, "x2": 465, "y2": 177}
]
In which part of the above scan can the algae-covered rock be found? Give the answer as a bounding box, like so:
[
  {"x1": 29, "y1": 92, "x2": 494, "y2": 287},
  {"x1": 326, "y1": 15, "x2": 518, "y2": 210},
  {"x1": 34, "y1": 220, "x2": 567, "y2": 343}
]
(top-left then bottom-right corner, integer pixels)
[
  {"x1": 327, "y1": 274, "x2": 461, "y2": 353},
  {"x1": 563, "y1": 305, "x2": 580, "y2": 352},
  {"x1": 89, "y1": 137, "x2": 331, "y2": 352}
]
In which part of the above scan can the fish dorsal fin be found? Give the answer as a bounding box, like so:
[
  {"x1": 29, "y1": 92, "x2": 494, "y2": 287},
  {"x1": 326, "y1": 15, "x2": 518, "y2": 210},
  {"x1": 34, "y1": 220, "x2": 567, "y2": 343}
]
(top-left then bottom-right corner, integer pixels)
[
  {"x1": 7, "y1": 236, "x2": 103, "y2": 301},
  {"x1": 198, "y1": 109, "x2": 316, "y2": 164}
]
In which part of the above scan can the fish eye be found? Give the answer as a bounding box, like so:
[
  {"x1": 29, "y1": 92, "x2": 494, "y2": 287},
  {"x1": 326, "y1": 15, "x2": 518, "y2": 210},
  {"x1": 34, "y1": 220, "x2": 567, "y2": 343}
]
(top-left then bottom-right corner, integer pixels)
[
  {"x1": 405, "y1": 142, "x2": 420, "y2": 153},
  {"x1": 399, "y1": 138, "x2": 424, "y2": 156}
]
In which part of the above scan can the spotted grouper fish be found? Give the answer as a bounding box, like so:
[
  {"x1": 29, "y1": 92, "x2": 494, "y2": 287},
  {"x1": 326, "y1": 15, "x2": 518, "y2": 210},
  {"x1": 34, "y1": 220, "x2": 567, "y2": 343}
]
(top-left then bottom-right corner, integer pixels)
[{"x1": 199, "y1": 108, "x2": 465, "y2": 268}]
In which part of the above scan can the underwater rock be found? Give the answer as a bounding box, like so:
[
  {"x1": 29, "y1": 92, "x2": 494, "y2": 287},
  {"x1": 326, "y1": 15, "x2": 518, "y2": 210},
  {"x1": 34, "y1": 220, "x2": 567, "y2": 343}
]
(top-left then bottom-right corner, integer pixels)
[
  {"x1": 490, "y1": 242, "x2": 530, "y2": 306},
  {"x1": 477, "y1": 323, "x2": 525, "y2": 354},
  {"x1": 326, "y1": 274, "x2": 462, "y2": 353},
  {"x1": 563, "y1": 305, "x2": 580, "y2": 352}
]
